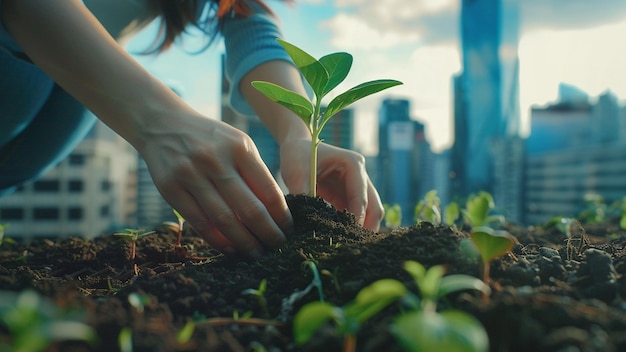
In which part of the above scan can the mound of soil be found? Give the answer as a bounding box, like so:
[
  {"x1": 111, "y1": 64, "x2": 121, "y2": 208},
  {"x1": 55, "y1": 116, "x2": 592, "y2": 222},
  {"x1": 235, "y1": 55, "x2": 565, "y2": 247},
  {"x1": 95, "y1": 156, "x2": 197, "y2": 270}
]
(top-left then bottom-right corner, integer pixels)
[{"x1": 2, "y1": 194, "x2": 626, "y2": 351}]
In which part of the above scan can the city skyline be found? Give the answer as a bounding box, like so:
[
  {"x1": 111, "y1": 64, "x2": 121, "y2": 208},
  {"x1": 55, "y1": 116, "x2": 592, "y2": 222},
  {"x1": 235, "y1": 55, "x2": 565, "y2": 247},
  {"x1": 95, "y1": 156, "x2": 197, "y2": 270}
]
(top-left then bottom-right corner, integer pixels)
[{"x1": 127, "y1": 0, "x2": 626, "y2": 154}]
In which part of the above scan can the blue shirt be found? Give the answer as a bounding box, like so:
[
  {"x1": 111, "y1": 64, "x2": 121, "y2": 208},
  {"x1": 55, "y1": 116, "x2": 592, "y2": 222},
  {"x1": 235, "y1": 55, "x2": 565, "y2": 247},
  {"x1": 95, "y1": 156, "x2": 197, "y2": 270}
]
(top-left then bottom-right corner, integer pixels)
[{"x1": 0, "y1": 0, "x2": 293, "y2": 116}]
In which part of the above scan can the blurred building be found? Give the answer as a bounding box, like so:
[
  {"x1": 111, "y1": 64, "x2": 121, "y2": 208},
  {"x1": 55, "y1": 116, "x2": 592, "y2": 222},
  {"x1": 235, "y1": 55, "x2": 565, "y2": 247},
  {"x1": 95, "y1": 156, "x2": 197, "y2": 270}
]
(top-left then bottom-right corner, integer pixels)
[
  {"x1": 523, "y1": 88, "x2": 626, "y2": 224},
  {"x1": 376, "y1": 98, "x2": 433, "y2": 225},
  {"x1": 0, "y1": 119, "x2": 137, "y2": 239},
  {"x1": 452, "y1": 0, "x2": 521, "y2": 196}
]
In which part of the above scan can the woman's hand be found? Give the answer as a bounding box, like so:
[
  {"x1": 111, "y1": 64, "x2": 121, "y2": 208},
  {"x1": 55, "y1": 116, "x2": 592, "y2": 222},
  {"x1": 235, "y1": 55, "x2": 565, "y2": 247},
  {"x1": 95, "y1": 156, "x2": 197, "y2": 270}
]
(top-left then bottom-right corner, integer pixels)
[
  {"x1": 138, "y1": 113, "x2": 293, "y2": 259},
  {"x1": 279, "y1": 138, "x2": 384, "y2": 231}
]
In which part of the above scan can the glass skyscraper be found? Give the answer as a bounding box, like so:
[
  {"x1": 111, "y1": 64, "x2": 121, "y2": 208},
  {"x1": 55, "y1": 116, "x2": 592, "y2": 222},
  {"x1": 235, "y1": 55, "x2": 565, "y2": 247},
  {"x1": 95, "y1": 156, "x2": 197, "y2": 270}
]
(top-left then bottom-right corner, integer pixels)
[{"x1": 455, "y1": 0, "x2": 521, "y2": 194}]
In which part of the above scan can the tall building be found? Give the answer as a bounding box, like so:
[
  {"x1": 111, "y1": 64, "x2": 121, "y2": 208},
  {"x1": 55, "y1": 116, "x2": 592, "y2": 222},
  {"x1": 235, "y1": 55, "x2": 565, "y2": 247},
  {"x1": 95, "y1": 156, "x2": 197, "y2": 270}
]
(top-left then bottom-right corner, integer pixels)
[
  {"x1": 377, "y1": 98, "x2": 429, "y2": 225},
  {"x1": 0, "y1": 120, "x2": 137, "y2": 239},
  {"x1": 454, "y1": 0, "x2": 521, "y2": 195}
]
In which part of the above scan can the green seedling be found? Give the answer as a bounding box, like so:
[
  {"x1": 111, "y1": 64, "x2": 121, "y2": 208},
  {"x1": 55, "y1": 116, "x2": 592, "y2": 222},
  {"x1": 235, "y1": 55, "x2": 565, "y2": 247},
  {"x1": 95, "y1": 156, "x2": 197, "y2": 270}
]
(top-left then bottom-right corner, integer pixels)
[
  {"x1": 242, "y1": 279, "x2": 269, "y2": 318},
  {"x1": 294, "y1": 279, "x2": 407, "y2": 352},
  {"x1": 114, "y1": 228, "x2": 156, "y2": 275},
  {"x1": 128, "y1": 292, "x2": 151, "y2": 314},
  {"x1": 470, "y1": 227, "x2": 516, "y2": 289},
  {"x1": 384, "y1": 203, "x2": 402, "y2": 228},
  {"x1": 609, "y1": 196, "x2": 626, "y2": 230},
  {"x1": 443, "y1": 202, "x2": 460, "y2": 226},
  {"x1": 462, "y1": 191, "x2": 505, "y2": 228},
  {"x1": 390, "y1": 261, "x2": 490, "y2": 352},
  {"x1": 118, "y1": 327, "x2": 133, "y2": 352},
  {"x1": 252, "y1": 39, "x2": 402, "y2": 196},
  {"x1": 177, "y1": 320, "x2": 196, "y2": 344},
  {"x1": 0, "y1": 290, "x2": 96, "y2": 352},
  {"x1": 414, "y1": 190, "x2": 442, "y2": 225}
]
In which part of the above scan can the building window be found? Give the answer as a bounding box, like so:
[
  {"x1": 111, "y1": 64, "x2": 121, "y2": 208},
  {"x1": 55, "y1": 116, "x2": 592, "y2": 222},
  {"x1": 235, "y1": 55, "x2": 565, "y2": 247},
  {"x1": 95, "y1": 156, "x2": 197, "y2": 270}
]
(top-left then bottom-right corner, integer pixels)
[
  {"x1": 100, "y1": 205, "x2": 110, "y2": 217},
  {"x1": 68, "y1": 180, "x2": 84, "y2": 192},
  {"x1": 67, "y1": 207, "x2": 83, "y2": 220},
  {"x1": 33, "y1": 180, "x2": 60, "y2": 192},
  {"x1": 101, "y1": 180, "x2": 112, "y2": 192},
  {"x1": 68, "y1": 154, "x2": 86, "y2": 166},
  {"x1": 0, "y1": 207, "x2": 24, "y2": 220},
  {"x1": 33, "y1": 207, "x2": 59, "y2": 220}
]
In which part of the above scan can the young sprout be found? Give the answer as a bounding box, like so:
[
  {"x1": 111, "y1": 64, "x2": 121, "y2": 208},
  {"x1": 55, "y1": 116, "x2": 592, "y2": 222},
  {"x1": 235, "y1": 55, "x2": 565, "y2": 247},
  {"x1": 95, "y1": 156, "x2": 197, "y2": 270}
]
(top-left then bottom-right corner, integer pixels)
[
  {"x1": 242, "y1": 279, "x2": 269, "y2": 318},
  {"x1": 413, "y1": 190, "x2": 442, "y2": 225},
  {"x1": 293, "y1": 279, "x2": 407, "y2": 352},
  {"x1": 470, "y1": 227, "x2": 516, "y2": 289},
  {"x1": 443, "y1": 202, "x2": 460, "y2": 226},
  {"x1": 0, "y1": 290, "x2": 96, "y2": 352},
  {"x1": 252, "y1": 39, "x2": 402, "y2": 196},
  {"x1": 390, "y1": 261, "x2": 490, "y2": 352},
  {"x1": 462, "y1": 191, "x2": 505, "y2": 228},
  {"x1": 384, "y1": 203, "x2": 402, "y2": 228},
  {"x1": 114, "y1": 228, "x2": 156, "y2": 275}
]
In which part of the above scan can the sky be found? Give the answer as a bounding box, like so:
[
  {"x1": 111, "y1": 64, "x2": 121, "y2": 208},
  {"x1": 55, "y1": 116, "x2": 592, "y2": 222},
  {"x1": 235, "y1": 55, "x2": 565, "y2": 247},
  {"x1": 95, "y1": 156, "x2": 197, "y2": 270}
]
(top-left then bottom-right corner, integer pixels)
[{"x1": 127, "y1": 0, "x2": 626, "y2": 154}]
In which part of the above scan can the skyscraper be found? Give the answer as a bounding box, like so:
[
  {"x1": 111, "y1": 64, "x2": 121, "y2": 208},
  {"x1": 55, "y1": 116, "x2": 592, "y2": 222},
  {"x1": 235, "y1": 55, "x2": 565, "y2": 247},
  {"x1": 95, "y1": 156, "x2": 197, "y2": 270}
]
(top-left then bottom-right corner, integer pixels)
[{"x1": 454, "y1": 0, "x2": 521, "y2": 194}]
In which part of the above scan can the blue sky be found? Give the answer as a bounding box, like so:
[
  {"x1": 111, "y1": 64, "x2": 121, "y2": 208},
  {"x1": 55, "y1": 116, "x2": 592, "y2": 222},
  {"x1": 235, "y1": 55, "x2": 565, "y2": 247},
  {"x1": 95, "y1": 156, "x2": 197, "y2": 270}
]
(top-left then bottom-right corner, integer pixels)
[{"x1": 127, "y1": 0, "x2": 626, "y2": 154}]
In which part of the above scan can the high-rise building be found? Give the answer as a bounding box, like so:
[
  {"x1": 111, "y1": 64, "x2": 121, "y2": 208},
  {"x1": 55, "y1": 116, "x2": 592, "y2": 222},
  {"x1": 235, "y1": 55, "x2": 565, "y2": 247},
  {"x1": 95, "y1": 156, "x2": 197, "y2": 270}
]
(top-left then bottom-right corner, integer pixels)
[
  {"x1": 377, "y1": 98, "x2": 429, "y2": 225},
  {"x1": 454, "y1": 0, "x2": 521, "y2": 195}
]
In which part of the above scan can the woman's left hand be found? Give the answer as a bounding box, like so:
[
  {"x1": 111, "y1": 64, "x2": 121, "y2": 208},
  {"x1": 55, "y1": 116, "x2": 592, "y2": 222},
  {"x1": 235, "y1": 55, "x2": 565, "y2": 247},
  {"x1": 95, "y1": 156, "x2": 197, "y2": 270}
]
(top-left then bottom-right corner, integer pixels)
[{"x1": 279, "y1": 138, "x2": 384, "y2": 231}]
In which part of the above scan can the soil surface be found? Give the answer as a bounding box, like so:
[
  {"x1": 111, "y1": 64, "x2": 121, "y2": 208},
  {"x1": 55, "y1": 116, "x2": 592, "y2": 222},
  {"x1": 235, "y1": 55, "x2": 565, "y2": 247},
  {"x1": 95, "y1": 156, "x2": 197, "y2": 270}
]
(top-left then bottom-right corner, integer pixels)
[{"x1": 2, "y1": 194, "x2": 626, "y2": 351}]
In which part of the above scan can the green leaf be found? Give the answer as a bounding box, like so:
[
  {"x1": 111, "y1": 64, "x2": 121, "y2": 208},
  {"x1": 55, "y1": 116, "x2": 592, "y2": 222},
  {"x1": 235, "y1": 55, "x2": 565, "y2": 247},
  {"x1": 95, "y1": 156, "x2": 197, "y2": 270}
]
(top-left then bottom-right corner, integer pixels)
[
  {"x1": 420, "y1": 265, "x2": 445, "y2": 300},
  {"x1": 444, "y1": 202, "x2": 460, "y2": 226},
  {"x1": 345, "y1": 279, "x2": 406, "y2": 325},
  {"x1": 464, "y1": 193, "x2": 493, "y2": 227},
  {"x1": 470, "y1": 228, "x2": 516, "y2": 265},
  {"x1": 251, "y1": 81, "x2": 314, "y2": 125},
  {"x1": 277, "y1": 39, "x2": 329, "y2": 98},
  {"x1": 391, "y1": 310, "x2": 489, "y2": 352},
  {"x1": 438, "y1": 274, "x2": 491, "y2": 298},
  {"x1": 293, "y1": 301, "x2": 338, "y2": 345},
  {"x1": 319, "y1": 52, "x2": 353, "y2": 95},
  {"x1": 177, "y1": 321, "x2": 196, "y2": 344},
  {"x1": 403, "y1": 260, "x2": 426, "y2": 286},
  {"x1": 323, "y1": 79, "x2": 403, "y2": 123}
]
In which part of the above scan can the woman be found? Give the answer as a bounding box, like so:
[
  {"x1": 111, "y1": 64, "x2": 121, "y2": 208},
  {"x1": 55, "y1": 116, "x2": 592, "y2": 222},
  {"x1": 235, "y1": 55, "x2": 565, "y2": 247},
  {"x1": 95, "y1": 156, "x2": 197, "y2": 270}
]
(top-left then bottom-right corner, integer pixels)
[{"x1": 0, "y1": 0, "x2": 383, "y2": 258}]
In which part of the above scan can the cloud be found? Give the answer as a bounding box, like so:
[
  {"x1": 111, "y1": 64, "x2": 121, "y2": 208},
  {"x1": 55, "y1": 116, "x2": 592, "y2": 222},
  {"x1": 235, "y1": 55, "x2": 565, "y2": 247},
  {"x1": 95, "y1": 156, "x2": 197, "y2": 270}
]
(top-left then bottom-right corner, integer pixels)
[{"x1": 520, "y1": 0, "x2": 626, "y2": 32}]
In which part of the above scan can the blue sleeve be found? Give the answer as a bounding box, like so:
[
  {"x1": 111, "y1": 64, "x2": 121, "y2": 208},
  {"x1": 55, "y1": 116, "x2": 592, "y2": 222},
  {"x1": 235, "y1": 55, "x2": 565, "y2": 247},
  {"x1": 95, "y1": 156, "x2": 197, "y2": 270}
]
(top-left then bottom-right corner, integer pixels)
[{"x1": 221, "y1": 4, "x2": 294, "y2": 116}]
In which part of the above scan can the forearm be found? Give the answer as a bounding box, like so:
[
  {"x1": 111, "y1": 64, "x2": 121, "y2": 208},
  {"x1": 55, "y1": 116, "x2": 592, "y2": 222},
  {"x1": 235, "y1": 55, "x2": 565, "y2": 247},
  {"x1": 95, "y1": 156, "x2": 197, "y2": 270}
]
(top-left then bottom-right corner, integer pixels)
[
  {"x1": 2, "y1": 0, "x2": 193, "y2": 149},
  {"x1": 240, "y1": 60, "x2": 312, "y2": 144}
]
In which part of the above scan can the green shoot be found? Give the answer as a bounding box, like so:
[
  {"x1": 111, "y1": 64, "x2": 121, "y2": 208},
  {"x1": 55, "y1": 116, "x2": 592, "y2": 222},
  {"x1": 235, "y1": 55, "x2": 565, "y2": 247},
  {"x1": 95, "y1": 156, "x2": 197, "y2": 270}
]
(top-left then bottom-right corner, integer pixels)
[
  {"x1": 0, "y1": 290, "x2": 96, "y2": 352},
  {"x1": 413, "y1": 190, "x2": 442, "y2": 225},
  {"x1": 391, "y1": 261, "x2": 490, "y2": 352},
  {"x1": 252, "y1": 39, "x2": 402, "y2": 196},
  {"x1": 293, "y1": 279, "x2": 407, "y2": 352},
  {"x1": 462, "y1": 191, "x2": 505, "y2": 228},
  {"x1": 470, "y1": 227, "x2": 516, "y2": 289},
  {"x1": 128, "y1": 292, "x2": 151, "y2": 314},
  {"x1": 242, "y1": 279, "x2": 269, "y2": 318},
  {"x1": 114, "y1": 229, "x2": 156, "y2": 275},
  {"x1": 177, "y1": 320, "x2": 196, "y2": 344},
  {"x1": 118, "y1": 327, "x2": 133, "y2": 352},
  {"x1": 172, "y1": 209, "x2": 186, "y2": 247},
  {"x1": 443, "y1": 202, "x2": 460, "y2": 226},
  {"x1": 384, "y1": 203, "x2": 402, "y2": 228}
]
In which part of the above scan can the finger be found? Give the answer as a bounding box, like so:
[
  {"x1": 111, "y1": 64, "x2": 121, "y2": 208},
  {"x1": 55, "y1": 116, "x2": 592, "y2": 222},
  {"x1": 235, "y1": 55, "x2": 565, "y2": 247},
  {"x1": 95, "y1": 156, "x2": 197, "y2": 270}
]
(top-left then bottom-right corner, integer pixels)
[
  {"x1": 158, "y1": 182, "x2": 236, "y2": 254},
  {"x1": 363, "y1": 178, "x2": 384, "y2": 231},
  {"x1": 238, "y1": 159, "x2": 294, "y2": 239}
]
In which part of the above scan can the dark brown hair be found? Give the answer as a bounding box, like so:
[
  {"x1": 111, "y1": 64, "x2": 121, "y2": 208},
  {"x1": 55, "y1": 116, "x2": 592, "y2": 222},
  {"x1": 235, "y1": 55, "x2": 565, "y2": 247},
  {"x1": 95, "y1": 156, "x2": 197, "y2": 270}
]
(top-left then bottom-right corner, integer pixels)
[{"x1": 140, "y1": 0, "x2": 284, "y2": 54}]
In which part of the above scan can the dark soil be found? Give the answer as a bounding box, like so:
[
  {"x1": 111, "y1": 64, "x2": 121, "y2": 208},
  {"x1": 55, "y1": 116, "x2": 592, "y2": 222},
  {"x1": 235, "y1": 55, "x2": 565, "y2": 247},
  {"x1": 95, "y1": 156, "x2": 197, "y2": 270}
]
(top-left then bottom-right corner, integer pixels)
[{"x1": 2, "y1": 194, "x2": 626, "y2": 351}]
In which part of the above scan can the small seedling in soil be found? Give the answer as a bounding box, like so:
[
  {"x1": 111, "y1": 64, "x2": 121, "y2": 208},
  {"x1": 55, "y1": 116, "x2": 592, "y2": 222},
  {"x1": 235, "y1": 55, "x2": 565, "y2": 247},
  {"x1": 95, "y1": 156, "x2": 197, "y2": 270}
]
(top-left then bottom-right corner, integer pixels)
[
  {"x1": 462, "y1": 191, "x2": 505, "y2": 228},
  {"x1": 114, "y1": 228, "x2": 156, "y2": 275},
  {"x1": 413, "y1": 190, "x2": 442, "y2": 225},
  {"x1": 241, "y1": 279, "x2": 269, "y2": 318},
  {"x1": 169, "y1": 208, "x2": 189, "y2": 258},
  {"x1": 252, "y1": 39, "x2": 402, "y2": 196},
  {"x1": 294, "y1": 278, "x2": 407, "y2": 352},
  {"x1": 384, "y1": 203, "x2": 402, "y2": 228},
  {"x1": 0, "y1": 290, "x2": 96, "y2": 352},
  {"x1": 470, "y1": 227, "x2": 516, "y2": 289},
  {"x1": 390, "y1": 261, "x2": 490, "y2": 352}
]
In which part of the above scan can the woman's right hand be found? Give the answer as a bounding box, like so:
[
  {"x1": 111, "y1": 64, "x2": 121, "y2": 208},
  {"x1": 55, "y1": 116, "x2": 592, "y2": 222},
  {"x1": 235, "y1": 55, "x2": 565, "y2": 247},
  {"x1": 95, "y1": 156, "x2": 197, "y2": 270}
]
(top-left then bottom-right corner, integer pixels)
[{"x1": 136, "y1": 112, "x2": 293, "y2": 259}]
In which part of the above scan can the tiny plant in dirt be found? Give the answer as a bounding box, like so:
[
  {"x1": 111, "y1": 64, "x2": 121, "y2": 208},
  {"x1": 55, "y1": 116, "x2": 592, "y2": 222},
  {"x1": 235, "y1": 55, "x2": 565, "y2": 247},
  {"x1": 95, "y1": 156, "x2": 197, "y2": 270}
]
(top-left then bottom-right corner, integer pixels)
[
  {"x1": 114, "y1": 228, "x2": 156, "y2": 275},
  {"x1": 462, "y1": 191, "x2": 505, "y2": 228},
  {"x1": 413, "y1": 190, "x2": 442, "y2": 225},
  {"x1": 294, "y1": 278, "x2": 407, "y2": 352},
  {"x1": 252, "y1": 39, "x2": 402, "y2": 196},
  {"x1": 241, "y1": 278, "x2": 269, "y2": 318},
  {"x1": 390, "y1": 261, "x2": 491, "y2": 352},
  {"x1": 164, "y1": 208, "x2": 189, "y2": 258},
  {"x1": 384, "y1": 203, "x2": 402, "y2": 227},
  {"x1": 0, "y1": 290, "x2": 96, "y2": 352}
]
